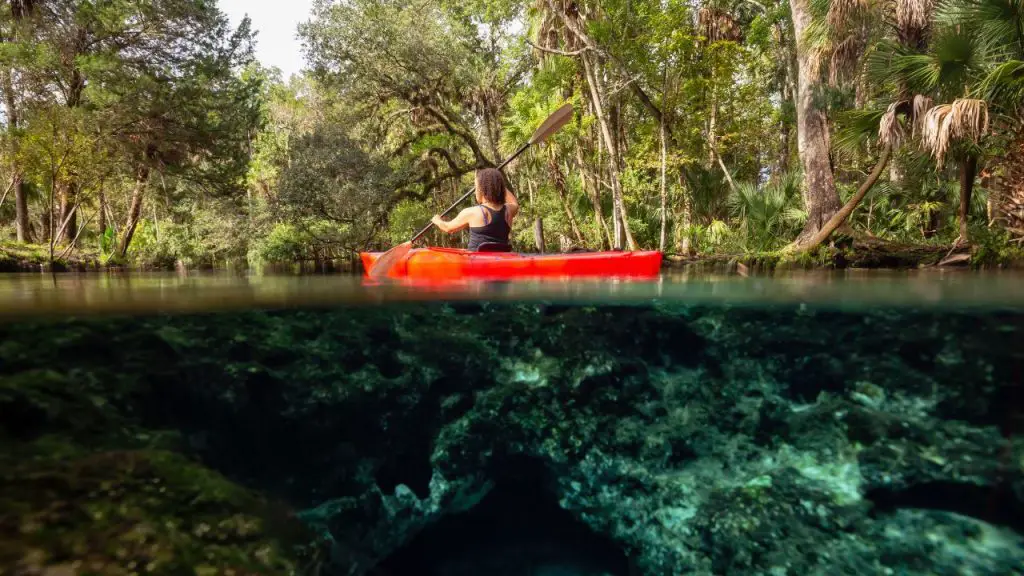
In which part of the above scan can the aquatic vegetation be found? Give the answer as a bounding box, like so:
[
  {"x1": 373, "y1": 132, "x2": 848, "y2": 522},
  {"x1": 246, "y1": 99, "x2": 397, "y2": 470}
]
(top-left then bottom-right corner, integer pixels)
[
  {"x1": 0, "y1": 303, "x2": 1021, "y2": 575},
  {"x1": 0, "y1": 446, "x2": 325, "y2": 575}
]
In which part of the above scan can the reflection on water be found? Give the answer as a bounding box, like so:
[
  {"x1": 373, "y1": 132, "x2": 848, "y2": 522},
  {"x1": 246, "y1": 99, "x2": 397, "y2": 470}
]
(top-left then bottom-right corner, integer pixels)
[{"x1": 0, "y1": 269, "x2": 1022, "y2": 317}]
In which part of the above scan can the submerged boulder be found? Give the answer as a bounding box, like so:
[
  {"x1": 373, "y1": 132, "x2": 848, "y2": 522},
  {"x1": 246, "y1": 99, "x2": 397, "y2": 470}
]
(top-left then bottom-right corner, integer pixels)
[{"x1": 0, "y1": 445, "x2": 327, "y2": 575}]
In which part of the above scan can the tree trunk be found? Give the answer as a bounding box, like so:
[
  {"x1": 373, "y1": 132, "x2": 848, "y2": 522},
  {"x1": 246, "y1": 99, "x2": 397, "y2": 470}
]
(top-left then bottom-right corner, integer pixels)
[
  {"x1": 576, "y1": 146, "x2": 610, "y2": 249},
  {"x1": 533, "y1": 217, "x2": 545, "y2": 252},
  {"x1": 13, "y1": 173, "x2": 29, "y2": 242},
  {"x1": 958, "y1": 155, "x2": 977, "y2": 244},
  {"x1": 98, "y1": 188, "x2": 107, "y2": 234},
  {"x1": 580, "y1": 52, "x2": 637, "y2": 250},
  {"x1": 2, "y1": 68, "x2": 30, "y2": 242},
  {"x1": 707, "y1": 92, "x2": 717, "y2": 168},
  {"x1": 659, "y1": 105, "x2": 668, "y2": 252},
  {"x1": 119, "y1": 165, "x2": 151, "y2": 258},
  {"x1": 778, "y1": 21, "x2": 798, "y2": 176},
  {"x1": 57, "y1": 181, "x2": 78, "y2": 244},
  {"x1": 39, "y1": 211, "x2": 50, "y2": 247},
  {"x1": 707, "y1": 91, "x2": 736, "y2": 191},
  {"x1": 1000, "y1": 132, "x2": 1024, "y2": 238},
  {"x1": 889, "y1": 158, "x2": 905, "y2": 189},
  {"x1": 790, "y1": 0, "x2": 842, "y2": 242},
  {"x1": 584, "y1": 57, "x2": 620, "y2": 248},
  {"x1": 58, "y1": 76, "x2": 85, "y2": 244},
  {"x1": 548, "y1": 153, "x2": 585, "y2": 245},
  {"x1": 778, "y1": 60, "x2": 793, "y2": 177},
  {"x1": 676, "y1": 170, "x2": 693, "y2": 255}
]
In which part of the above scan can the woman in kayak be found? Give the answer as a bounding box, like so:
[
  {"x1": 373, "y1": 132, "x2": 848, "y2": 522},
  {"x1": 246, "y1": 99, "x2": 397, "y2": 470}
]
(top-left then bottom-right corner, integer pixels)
[{"x1": 431, "y1": 167, "x2": 519, "y2": 250}]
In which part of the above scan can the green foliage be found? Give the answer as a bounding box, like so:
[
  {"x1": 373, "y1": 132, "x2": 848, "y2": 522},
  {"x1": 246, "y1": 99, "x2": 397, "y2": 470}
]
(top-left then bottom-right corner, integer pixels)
[
  {"x1": 969, "y1": 226, "x2": 1024, "y2": 267},
  {"x1": 124, "y1": 220, "x2": 176, "y2": 269},
  {"x1": 387, "y1": 200, "x2": 431, "y2": 244},
  {"x1": 2, "y1": 0, "x2": 1020, "y2": 265},
  {"x1": 728, "y1": 173, "x2": 806, "y2": 251},
  {"x1": 249, "y1": 223, "x2": 309, "y2": 265}
]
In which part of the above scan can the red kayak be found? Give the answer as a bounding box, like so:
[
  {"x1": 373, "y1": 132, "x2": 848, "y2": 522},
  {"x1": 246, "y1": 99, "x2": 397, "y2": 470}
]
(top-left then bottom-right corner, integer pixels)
[{"x1": 360, "y1": 248, "x2": 662, "y2": 281}]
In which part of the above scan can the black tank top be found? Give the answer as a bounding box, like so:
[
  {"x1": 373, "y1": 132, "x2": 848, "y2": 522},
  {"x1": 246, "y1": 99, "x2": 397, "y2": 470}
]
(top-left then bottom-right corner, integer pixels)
[{"x1": 468, "y1": 204, "x2": 510, "y2": 251}]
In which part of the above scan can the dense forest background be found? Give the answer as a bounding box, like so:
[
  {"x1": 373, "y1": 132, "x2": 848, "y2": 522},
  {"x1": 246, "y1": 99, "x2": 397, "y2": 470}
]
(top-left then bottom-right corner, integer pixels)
[{"x1": 1, "y1": 0, "x2": 1022, "y2": 268}]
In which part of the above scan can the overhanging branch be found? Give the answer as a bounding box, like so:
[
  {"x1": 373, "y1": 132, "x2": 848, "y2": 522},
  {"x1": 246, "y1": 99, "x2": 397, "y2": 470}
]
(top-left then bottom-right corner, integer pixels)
[{"x1": 526, "y1": 40, "x2": 589, "y2": 56}]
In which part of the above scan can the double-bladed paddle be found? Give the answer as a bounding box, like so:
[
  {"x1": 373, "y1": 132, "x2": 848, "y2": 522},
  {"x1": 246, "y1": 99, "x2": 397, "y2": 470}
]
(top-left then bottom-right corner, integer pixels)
[{"x1": 368, "y1": 102, "x2": 574, "y2": 279}]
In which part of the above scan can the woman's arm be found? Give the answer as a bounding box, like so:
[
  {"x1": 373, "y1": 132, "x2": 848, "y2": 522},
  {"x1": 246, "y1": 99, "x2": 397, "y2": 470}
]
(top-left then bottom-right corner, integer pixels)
[
  {"x1": 504, "y1": 187, "x2": 519, "y2": 221},
  {"x1": 431, "y1": 207, "x2": 476, "y2": 234}
]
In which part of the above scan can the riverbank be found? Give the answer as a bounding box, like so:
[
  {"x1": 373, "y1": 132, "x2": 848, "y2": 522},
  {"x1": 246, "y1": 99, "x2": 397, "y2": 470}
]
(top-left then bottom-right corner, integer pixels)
[
  {"x1": 667, "y1": 237, "x2": 1024, "y2": 273},
  {"x1": 0, "y1": 242, "x2": 359, "y2": 274},
  {"x1": 3, "y1": 238, "x2": 1022, "y2": 275},
  {"x1": 0, "y1": 243, "x2": 107, "y2": 273}
]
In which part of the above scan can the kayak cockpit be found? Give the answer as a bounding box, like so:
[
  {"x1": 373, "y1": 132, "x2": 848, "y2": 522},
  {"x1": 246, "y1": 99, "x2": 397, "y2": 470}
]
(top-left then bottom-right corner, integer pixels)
[{"x1": 476, "y1": 242, "x2": 513, "y2": 253}]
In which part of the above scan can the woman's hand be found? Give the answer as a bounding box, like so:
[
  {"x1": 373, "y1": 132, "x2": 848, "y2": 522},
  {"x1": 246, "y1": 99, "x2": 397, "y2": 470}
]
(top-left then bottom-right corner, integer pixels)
[{"x1": 432, "y1": 208, "x2": 473, "y2": 234}]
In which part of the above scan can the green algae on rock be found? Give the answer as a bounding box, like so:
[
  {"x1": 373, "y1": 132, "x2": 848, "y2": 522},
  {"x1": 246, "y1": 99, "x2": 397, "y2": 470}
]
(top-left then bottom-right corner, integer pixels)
[
  {"x1": 0, "y1": 445, "x2": 327, "y2": 575},
  {"x1": 0, "y1": 303, "x2": 1022, "y2": 575}
]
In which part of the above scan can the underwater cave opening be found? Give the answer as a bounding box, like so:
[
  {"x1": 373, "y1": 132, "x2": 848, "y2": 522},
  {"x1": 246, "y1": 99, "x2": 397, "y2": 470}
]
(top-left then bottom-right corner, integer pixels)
[
  {"x1": 374, "y1": 456, "x2": 632, "y2": 576},
  {"x1": 866, "y1": 480, "x2": 1024, "y2": 533}
]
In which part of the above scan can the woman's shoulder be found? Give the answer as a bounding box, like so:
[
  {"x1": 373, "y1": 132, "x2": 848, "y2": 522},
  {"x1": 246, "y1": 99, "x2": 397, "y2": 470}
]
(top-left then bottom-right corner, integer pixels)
[{"x1": 459, "y1": 205, "x2": 485, "y2": 224}]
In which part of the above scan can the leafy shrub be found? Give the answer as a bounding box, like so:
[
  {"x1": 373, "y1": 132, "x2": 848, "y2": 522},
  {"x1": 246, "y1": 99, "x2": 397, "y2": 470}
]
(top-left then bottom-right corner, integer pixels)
[{"x1": 248, "y1": 223, "x2": 308, "y2": 265}]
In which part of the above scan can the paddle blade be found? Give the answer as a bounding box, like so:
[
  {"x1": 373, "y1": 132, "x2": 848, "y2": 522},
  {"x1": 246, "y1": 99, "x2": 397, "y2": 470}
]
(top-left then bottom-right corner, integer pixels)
[
  {"x1": 528, "y1": 103, "x2": 574, "y2": 145},
  {"x1": 368, "y1": 241, "x2": 412, "y2": 279}
]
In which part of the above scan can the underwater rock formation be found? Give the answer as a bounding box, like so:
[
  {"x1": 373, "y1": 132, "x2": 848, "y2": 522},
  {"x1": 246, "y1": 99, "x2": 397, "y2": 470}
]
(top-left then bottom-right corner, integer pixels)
[{"x1": 1, "y1": 303, "x2": 1022, "y2": 575}]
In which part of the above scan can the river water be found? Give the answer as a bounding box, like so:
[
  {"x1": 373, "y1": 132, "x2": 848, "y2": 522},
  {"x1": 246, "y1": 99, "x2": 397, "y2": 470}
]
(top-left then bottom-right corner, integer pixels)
[
  {"x1": 0, "y1": 270, "x2": 1022, "y2": 575},
  {"x1": 1, "y1": 269, "x2": 1022, "y2": 317}
]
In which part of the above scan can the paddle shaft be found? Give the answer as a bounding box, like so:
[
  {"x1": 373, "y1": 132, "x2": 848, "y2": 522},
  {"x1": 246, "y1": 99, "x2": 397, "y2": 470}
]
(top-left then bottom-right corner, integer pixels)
[{"x1": 409, "y1": 142, "x2": 530, "y2": 244}]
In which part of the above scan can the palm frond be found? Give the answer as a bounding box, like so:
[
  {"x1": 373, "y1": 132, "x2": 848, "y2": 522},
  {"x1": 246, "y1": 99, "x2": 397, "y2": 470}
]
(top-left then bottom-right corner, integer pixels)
[
  {"x1": 784, "y1": 206, "x2": 809, "y2": 226},
  {"x1": 864, "y1": 40, "x2": 907, "y2": 87},
  {"x1": 834, "y1": 107, "x2": 888, "y2": 156},
  {"x1": 935, "y1": 0, "x2": 1024, "y2": 59},
  {"x1": 896, "y1": 0, "x2": 935, "y2": 41},
  {"x1": 727, "y1": 173, "x2": 805, "y2": 250},
  {"x1": 880, "y1": 102, "x2": 906, "y2": 146},
  {"x1": 827, "y1": 0, "x2": 871, "y2": 30},
  {"x1": 920, "y1": 98, "x2": 989, "y2": 163},
  {"x1": 886, "y1": 51, "x2": 943, "y2": 93},
  {"x1": 829, "y1": 34, "x2": 866, "y2": 85},
  {"x1": 803, "y1": 18, "x2": 833, "y2": 80},
  {"x1": 698, "y1": 7, "x2": 743, "y2": 43},
  {"x1": 930, "y1": 26, "x2": 984, "y2": 90},
  {"x1": 912, "y1": 94, "x2": 933, "y2": 135},
  {"x1": 921, "y1": 104, "x2": 955, "y2": 163},
  {"x1": 952, "y1": 98, "x2": 991, "y2": 141},
  {"x1": 977, "y1": 59, "x2": 1024, "y2": 108}
]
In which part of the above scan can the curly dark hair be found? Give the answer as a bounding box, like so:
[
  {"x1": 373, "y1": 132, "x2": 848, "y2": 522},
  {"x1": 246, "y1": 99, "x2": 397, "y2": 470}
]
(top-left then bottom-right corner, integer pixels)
[{"x1": 475, "y1": 168, "x2": 506, "y2": 205}]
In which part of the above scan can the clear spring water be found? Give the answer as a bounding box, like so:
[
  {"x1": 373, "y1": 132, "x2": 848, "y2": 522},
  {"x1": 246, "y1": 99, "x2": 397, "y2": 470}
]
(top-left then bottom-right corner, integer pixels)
[{"x1": 0, "y1": 271, "x2": 1022, "y2": 575}]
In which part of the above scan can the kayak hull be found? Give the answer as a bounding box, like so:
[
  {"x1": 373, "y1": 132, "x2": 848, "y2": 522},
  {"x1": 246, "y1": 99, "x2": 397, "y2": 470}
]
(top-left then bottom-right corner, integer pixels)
[{"x1": 360, "y1": 248, "x2": 662, "y2": 280}]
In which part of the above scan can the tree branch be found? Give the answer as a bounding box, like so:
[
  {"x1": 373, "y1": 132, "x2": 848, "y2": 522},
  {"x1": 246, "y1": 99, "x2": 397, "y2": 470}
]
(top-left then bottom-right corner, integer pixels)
[
  {"x1": 543, "y1": 0, "x2": 681, "y2": 149},
  {"x1": 0, "y1": 176, "x2": 14, "y2": 211},
  {"x1": 785, "y1": 144, "x2": 893, "y2": 253},
  {"x1": 713, "y1": 149, "x2": 737, "y2": 191},
  {"x1": 57, "y1": 210, "x2": 96, "y2": 260},
  {"x1": 427, "y1": 147, "x2": 468, "y2": 173},
  {"x1": 526, "y1": 40, "x2": 589, "y2": 56},
  {"x1": 390, "y1": 126, "x2": 445, "y2": 158},
  {"x1": 423, "y1": 105, "x2": 492, "y2": 167}
]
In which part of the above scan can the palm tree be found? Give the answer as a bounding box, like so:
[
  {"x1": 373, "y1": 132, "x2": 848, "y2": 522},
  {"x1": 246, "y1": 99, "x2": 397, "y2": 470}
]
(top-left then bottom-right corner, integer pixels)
[
  {"x1": 728, "y1": 172, "x2": 806, "y2": 251},
  {"x1": 877, "y1": 0, "x2": 1022, "y2": 244},
  {"x1": 795, "y1": 0, "x2": 1022, "y2": 248},
  {"x1": 939, "y1": 0, "x2": 1024, "y2": 240}
]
